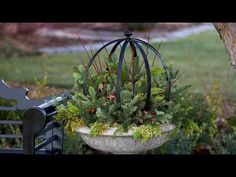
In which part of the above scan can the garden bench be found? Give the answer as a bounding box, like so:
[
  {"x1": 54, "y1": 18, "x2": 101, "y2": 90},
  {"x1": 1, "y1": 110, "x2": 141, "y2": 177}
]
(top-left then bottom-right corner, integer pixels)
[{"x1": 0, "y1": 79, "x2": 69, "y2": 154}]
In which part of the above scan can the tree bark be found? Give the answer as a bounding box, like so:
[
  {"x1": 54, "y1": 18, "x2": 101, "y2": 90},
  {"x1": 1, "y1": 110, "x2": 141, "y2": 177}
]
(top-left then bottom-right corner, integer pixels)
[{"x1": 214, "y1": 23, "x2": 236, "y2": 69}]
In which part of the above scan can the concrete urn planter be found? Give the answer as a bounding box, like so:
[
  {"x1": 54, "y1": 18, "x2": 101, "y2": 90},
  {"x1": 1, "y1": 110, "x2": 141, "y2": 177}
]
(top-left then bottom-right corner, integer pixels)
[{"x1": 76, "y1": 124, "x2": 175, "y2": 154}]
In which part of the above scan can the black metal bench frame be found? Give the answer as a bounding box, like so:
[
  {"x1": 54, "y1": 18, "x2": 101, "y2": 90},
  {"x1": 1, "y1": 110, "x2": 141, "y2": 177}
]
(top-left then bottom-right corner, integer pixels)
[{"x1": 0, "y1": 79, "x2": 67, "y2": 154}]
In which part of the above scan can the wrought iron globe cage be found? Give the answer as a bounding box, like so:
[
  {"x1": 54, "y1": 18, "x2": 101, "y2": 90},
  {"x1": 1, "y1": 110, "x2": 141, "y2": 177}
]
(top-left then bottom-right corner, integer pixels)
[{"x1": 82, "y1": 31, "x2": 171, "y2": 110}]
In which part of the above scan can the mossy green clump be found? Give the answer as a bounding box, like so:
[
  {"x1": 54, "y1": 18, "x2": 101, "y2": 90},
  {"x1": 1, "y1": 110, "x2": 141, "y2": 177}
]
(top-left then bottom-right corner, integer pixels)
[
  {"x1": 133, "y1": 124, "x2": 162, "y2": 143},
  {"x1": 89, "y1": 122, "x2": 109, "y2": 137}
]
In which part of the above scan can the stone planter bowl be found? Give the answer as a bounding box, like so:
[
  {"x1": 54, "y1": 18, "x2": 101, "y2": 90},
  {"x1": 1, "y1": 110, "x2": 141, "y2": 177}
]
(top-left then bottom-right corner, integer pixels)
[{"x1": 76, "y1": 124, "x2": 175, "y2": 154}]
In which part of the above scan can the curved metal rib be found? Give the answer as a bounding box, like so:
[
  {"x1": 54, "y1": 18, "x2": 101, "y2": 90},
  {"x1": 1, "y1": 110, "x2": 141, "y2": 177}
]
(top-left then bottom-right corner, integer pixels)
[
  {"x1": 83, "y1": 39, "x2": 125, "y2": 95},
  {"x1": 132, "y1": 38, "x2": 171, "y2": 101},
  {"x1": 109, "y1": 39, "x2": 125, "y2": 59},
  {"x1": 116, "y1": 40, "x2": 129, "y2": 103},
  {"x1": 133, "y1": 41, "x2": 151, "y2": 110}
]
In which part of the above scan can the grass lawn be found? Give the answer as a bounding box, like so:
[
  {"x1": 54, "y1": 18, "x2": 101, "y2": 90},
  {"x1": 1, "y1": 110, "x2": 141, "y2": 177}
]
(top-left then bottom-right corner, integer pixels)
[
  {"x1": 157, "y1": 31, "x2": 235, "y2": 95},
  {"x1": 0, "y1": 31, "x2": 235, "y2": 96}
]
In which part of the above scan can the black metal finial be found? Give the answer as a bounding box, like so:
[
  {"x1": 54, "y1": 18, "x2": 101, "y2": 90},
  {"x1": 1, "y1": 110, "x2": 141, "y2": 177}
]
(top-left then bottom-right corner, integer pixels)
[{"x1": 124, "y1": 31, "x2": 132, "y2": 38}]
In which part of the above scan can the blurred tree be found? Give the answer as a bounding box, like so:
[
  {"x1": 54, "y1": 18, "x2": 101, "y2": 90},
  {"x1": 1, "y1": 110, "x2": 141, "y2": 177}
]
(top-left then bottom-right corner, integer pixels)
[{"x1": 214, "y1": 23, "x2": 236, "y2": 70}]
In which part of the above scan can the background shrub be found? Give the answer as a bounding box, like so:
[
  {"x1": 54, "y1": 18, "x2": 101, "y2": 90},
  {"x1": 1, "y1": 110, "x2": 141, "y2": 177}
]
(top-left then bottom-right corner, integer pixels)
[{"x1": 0, "y1": 98, "x2": 23, "y2": 148}]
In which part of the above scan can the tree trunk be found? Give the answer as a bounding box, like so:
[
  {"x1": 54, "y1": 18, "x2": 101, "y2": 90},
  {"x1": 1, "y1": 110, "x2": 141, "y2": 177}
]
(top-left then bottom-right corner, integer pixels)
[{"x1": 214, "y1": 23, "x2": 236, "y2": 69}]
